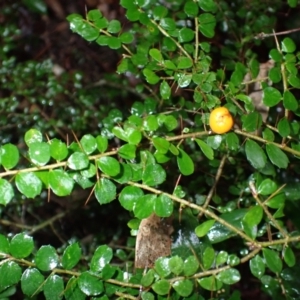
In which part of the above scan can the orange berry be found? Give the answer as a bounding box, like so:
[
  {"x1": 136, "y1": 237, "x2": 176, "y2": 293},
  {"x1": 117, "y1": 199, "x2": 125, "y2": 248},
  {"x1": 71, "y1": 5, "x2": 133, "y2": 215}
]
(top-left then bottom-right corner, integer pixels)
[{"x1": 209, "y1": 107, "x2": 234, "y2": 134}]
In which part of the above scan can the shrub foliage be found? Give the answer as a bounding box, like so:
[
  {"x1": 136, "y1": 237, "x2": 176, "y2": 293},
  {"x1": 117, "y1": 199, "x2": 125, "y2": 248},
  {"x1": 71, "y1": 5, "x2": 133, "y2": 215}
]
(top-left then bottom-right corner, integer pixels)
[{"x1": 1, "y1": 0, "x2": 300, "y2": 299}]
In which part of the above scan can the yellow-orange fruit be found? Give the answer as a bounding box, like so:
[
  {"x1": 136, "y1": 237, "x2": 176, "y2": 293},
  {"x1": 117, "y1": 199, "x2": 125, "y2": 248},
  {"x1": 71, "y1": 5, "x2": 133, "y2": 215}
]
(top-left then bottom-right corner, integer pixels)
[{"x1": 209, "y1": 107, "x2": 234, "y2": 134}]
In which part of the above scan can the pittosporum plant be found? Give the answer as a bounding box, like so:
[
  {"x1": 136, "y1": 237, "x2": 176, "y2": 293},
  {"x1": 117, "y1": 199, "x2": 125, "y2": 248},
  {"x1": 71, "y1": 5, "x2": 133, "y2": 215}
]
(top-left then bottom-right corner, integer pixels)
[{"x1": 1, "y1": 0, "x2": 300, "y2": 299}]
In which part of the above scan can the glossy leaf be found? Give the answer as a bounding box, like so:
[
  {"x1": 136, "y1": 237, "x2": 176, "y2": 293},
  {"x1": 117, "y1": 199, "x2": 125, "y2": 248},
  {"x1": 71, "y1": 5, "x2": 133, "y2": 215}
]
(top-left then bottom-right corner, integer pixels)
[
  {"x1": 78, "y1": 271, "x2": 104, "y2": 296},
  {"x1": 80, "y1": 134, "x2": 97, "y2": 154},
  {"x1": 35, "y1": 245, "x2": 59, "y2": 271},
  {"x1": 97, "y1": 156, "x2": 121, "y2": 176},
  {"x1": 28, "y1": 142, "x2": 50, "y2": 166},
  {"x1": 195, "y1": 220, "x2": 215, "y2": 237},
  {"x1": 90, "y1": 245, "x2": 113, "y2": 273},
  {"x1": 198, "y1": 13, "x2": 216, "y2": 38},
  {"x1": 283, "y1": 246, "x2": 296, "y2": 267},
  {"x1": 266, "y1": 144, "x2": 289, "y2": 169},
  {"x1": 94, "y1": 178, "x2": 116, "y2": 204},
  {"x1": 21, "y1": 268, "x2": 44, "y2": 297},
  {"x1": 172, "y1": 279, "x2": 193, "y2": 297},
  {"x1": 183, "y1": 256, "x2": 199, "y2": 276},
  {"x1": 154, "y1": 194, "x2": 173, "y2": 217},
  {"x1": 96, "y1": 136, "x2": 108, "y2": 153},
  {"x1": 262, "y1": 248, "x2": 282, "y2": 273},
  {"x1": 250, "y1": 255, "x2": 265, "y2": 278},
  {"x1": 283, "y1": 90, "x2": 298, "y2": 111},
  {"x1": 142, "y1": 164, "x2": 166, "y2": 186},
  {"x1": 0, "y1": 179, "x2": 14, "y2": 206},
  {"x1": 24, "y1": 129, "x2": 43, "y2": 146},
  {"x1": 257, "y1": 179, "x2": 277, "y2": 195},
  {"x1": 68, "y1": 152, "x2": 89, "y2": 170},
  {"x1": 177, "y1": 148, "x2": 194, "y2": 176},
  {"x1": 198, "y1": 276, "x2": 222, "y2": 291},
  {"x1": 152, "y1": 279, "x2": 170, "y2": 295},
  {"x1": 1, "y1": 144, "x2": 19, "y2": 169},
  {"x1": 119, "y1": 186, "x2": 144, "y2": 211},
  {"x1": 9, "y1": 233, "x2": 34, "y2": 259},
  {"x1": 217, "y1": 268, "x2": 241, "y2": 285},
  {"x1": 0, "y1": 261, "x2": 22, "y2": 292},
  {"x1": 62, "y1": 243, "x2": 82, "y2": 270},
  {"x1": 262, "y1": 87, "x2": 282, "y2": 107},
  {"x1": 15, "y1": 172, "x2": 42, "y2": 199},
  {"x1": 50, "y1": 139, "x2": 68, "y2": 161},
  {"x1": 134, "y1": 194, "x2": 156, "y2": 218},
  {"x1": 245, "y1": 140, "x2": 266, "y2": 169},
  {"x1": 195, "y1": 139, "x2": 214, "y2": 160},
  {"x1": 169, "y1": 256, "x2": 184, "y2": 275},
  {"x1": 49, "y1": 170, "x2": 74, "y2": 196},
  {"x1": 44, "y1": 274, "x2": 64, "y2": 300}
]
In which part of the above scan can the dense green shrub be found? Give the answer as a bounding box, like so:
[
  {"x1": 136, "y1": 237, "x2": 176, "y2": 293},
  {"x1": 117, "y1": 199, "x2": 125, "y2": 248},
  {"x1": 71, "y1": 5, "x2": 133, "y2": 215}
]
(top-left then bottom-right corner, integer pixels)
[{"x1": 1, "y1": 0, "x2": 300, "y2": 299}]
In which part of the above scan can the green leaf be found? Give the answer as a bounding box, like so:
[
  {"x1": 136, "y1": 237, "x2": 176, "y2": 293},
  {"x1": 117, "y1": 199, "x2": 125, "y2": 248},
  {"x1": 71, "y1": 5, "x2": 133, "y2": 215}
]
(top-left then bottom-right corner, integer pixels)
[
  {"x1": 283, "y1": 246, "x2": 296, "y2": 267},
  {"x1": 203, "y1": 246, "x2": 215, "y2": 269},
  {"x1": 217, "y1": 268, "x2": 241, "y2": 285},
  {"x1": 242, "y1": 206, "x2": 263, "y2": 228},
  {"x1": 149, "y1": 48, "x2": 163, "y2": 62},
  {"x1": 24, "y1": 129, "x2": 43, "y2": 146},
  {"x1": 49, "y1": 169, "x2": 74, "y2": 196},
  {"x1": 195, "y1": 139, "x2": 214, "y2": 160},
  {"x1": 177, "y1": 148, "x2": 194, "y2": 176},
  {"x1": 97, "y1": 156, "x2": 120, "y2": 176},
  {"x1": 198, "y1": 0, "x2": 217, "y2": 12},
  {"x1": 118, "y1": 144, "x2": 136, "y2": 160},
  {"x1": 68, "y1": 152, "x2": 89, "y2": 170},
  {"x1": 177, "y1": 57, "x2": 193, "y2": 69},
  {"x1": 50, "y1": 139, "x2": 68, "y2": 161},
  {"x1": 183, "y1": 256, "x2": 199, "y2": 276},
  {"x1": 160, "y1": 81, "x2": 171, "y2": 100},
  {"x1": 0, "y1": 234, "x2": 9, "y2": 254},
  {"x1": 152, "y1": 5, "x2": 168, "y2": 20},
  {"x1": 245, "y1": 140, "x2": 266, "y2": 169},
  {"x1": 198, "y1": 13, "x2": 216, "y2": 38},
  {"x1": 143, "y1": 115, "x2": 159, "y2": 131},
  {"x1": 87, "y1": 9, "x2": 102, "y2": 21},
  {"x1": 277, "y1": 117, "x2": 290, "y2": 138},
  {"x1": 120, "y1": 32, "x2": 134, "y2": 44},
  {"x1": 241, "y1": 112, "x2": 262, "y2": 132},
  {"x1": 195, "y1": 220, "x2": 215, "y2": 237},
  {"x1": 152, "y1": 279, "x2": 170, "y2": 295},
  {"x1": 78, "y1": 271, "x2": 104, "y2": 296},
  {"x1": 225, "y1": 133, "x2": 240, "y2": 151},
  {"x1": 177, "y1": 73, "x2": 192, "y2": 87},
  {"x1": 96, "y1": 136, "x2": 108, "y2": 153},
  {"x1": 288, "y1": 74, "x2": 300, "y2": 88},
  {"x1": 141, "y1": 269, "x2": 155, "y2": 287},
  {"x1": 283, "y1": 91, "x2": 298, "y2": 111},
  {"x1": 216, "y1": 251, "x2": 228, "y2": 267},
  {"x1": 35, "y1": 245, "x2": 59, "y2": 271},
  {"x1": 154, "y1": 194, "x2": 173, "y2": 217},
  {"x1": 90, "y1": 245, "x2": 113, "y2": 273},
  {"x1": 1, "y1": 144, "x2": 19, "y2": 169},
  {"x1": 281, "y1": 37, "x2": 296, "y2": 53},
  {"x1": 142, "y1": 164, "x2": 166, "y2": 186},
  {"x1": 263, "y1": 87, "x2": 282, "y2": 107},
  {"x1": 160, "y1": 18, "x2": 176, "y2": 31},
  {"x1": 266, "y1": 144, "x2": 289, "y2": 169},
  {"x1": 44, "y1": 274, "x2": 64, "y2": 300},
  {"x1": 95, "y1": 178, "x2": 116, "y2": 204},
  {"x1": 80, "y1": 134, "x2": 97, "y2": 154},
  {"x1": 249, "y1": 255, "x2": 265, "y2": 278},
  {"x1": 62, "y1": 243, "x2": 82, "y2": 270},
  {"x1": 65, "y1": 277, "x2": 85, "y2": 299},
  {"x1": 21, "y1": 268, "x2": 44, "y2": 297},
  {"x1": 0, "y1": 261, "x2": 22, "y2": 292},
  {"x1": 262, "y1": 248, "x2": 282, "y2": 273},
  {"x1": 15, "y1": 172, "x2": 42, "y2": 199},
  {"x1": 198, "y1": 276, "x2": 222, "y2": 291},
  {"x1": 184, "y1": 1, "x2": 199, "y2": 17},
  {"x1": 9, "y1": 233, "x2": 34, "y2": 259},
  {"x1": 119, "y1": 186, "x2": 144, "y2": 211},
  {"x1": 0, "y1": 179, "x2": 14, "y2": 206},
  {"x1": 107, "y1": 20, "x2": 121, "y2": 33},
  {"x1": 152, "y1": 137, "x2": 170, "y2": 154},
  {"x1": 172, "y1": 279, "x2": 193, "y2": 297},
  {"x1": 134, "y1": 194, "x2": 156, "y2": 218},
  {"x1": 178, "y1": 27, "x2": 195, "y2": 43},
  {"x1": 143, "y1": 68, "x2": 160, "y2": 84},
  {"x1": 257, "y1": 179, "x2": 277, "y2": 195},
  {"x1": 28, "y1": 142, "x2": 50, "y2": 166},
  {"x1": 169, "y1": 256, "x2": 184, "y2": 275}
]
